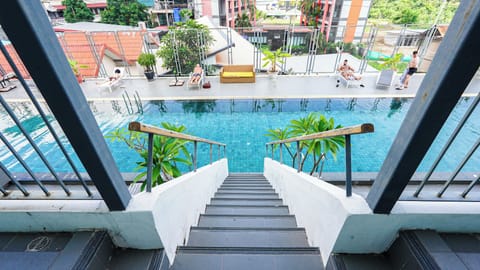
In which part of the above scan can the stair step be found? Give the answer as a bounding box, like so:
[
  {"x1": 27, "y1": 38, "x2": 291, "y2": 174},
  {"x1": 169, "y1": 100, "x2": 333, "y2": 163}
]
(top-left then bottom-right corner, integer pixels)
[
  {"x1": 210, "y1": 198, "x2": 283, "y2": 206},
  {"x1": 187, "y1": 227, "x2": 310, "y2": 248},
  {"x1": 216, "y1": 189, "x2": 277, "y2": 194},
  {"x1": 205, "y1": 205, "x2": 289, "y2": 215},
  {"x1": 171, "y1": 252, "x2": 324, "y2": 270},
  {"x1": 220, "y1": 184, "x2": 272, "y2": 188},
  {"x1": 223, "y1": 180, "x2": 270, "y2": 183},
  {"x1": 177, "y1": 246, "x2": 320, "y2": 254},
  {"x1": 218, "y1": 187, "x2": 275, "y2": 191},
  {"x1": 214, "y1": 193, "x2": 279, "y2": 199},
  {"x1": 198, "y1": 214, "x2": 297, "y2": 228}
]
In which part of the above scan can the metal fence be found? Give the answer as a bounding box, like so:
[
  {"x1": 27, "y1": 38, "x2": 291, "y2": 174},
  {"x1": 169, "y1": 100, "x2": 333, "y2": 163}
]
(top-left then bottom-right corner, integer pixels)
[{"x1": 0, "y1": 23, "x2": 445, "y2": 79}]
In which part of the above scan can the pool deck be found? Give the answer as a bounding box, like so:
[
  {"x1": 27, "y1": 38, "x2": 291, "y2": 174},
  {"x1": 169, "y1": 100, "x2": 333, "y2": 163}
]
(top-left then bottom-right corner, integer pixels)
[{"x1": 2, "y1": 72, "x2": 480, "y2": 101}]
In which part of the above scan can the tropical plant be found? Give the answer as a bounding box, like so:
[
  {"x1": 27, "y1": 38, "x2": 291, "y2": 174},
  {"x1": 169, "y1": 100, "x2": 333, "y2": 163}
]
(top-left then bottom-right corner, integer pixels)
[
  {"x1": 101, "y1": 0, "x2": 148, "y2": 26},
  {"x1": 262, "y1": 48, "x2": 291, "y2": 73},
  {"x1": 235, "y1": 13, "x2": 252, "y2": 28},
  {"x1": 105, "y1": 122, "x2": 192, "y2": 190},
  {"x1": 179, "y1": 9, "x2": 193, "y2": 21},
  {"x1": 265, "y1": 113, "x2": 345, "y2": 174},
  {"x1": 68, "y1": 59, "x2": 81, "y2": 75},
  {"x1": 379, "y1": 53, "x2": 403, "y2": 71},
  {"x1": 299, "y1": 0, "x2": 323, "y2": 27},
  {"x1": 62, "y1": 0, "x2": 94, "y2": 23},
  {"x1": 157, "y1": 19, "x2": 214, "y2": 74},
  {"x1": 137, "y1": 53, "x2": 156, "y2": 72}
]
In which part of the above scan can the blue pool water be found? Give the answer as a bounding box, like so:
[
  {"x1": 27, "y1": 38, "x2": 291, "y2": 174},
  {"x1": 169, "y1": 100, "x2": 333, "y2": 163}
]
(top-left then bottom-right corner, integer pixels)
[{"x1": 1, "y1": 98, "x2": 479, "y2": 174}]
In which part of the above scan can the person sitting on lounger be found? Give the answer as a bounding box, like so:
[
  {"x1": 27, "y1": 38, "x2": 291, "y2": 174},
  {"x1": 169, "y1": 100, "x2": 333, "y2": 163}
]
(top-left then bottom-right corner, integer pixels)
[
  {"x1": 338, "y1": 59, "x2": 361, "y2": 81},
  {"x1": 190, "y1": 64, "x2": 203, "y2": 84},
  {"x1": 109, "y1": 69, "x2": 122, "y2": 81}
]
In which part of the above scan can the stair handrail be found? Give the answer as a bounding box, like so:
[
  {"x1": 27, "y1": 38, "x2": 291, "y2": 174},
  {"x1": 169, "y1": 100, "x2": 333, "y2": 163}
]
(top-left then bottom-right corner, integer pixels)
[
  {"x1": 129, "y1": 121, "x2": 226, "y2": 192},
  {"x1": 266, "y1": 123, "x2": 374, "y2": 197}
]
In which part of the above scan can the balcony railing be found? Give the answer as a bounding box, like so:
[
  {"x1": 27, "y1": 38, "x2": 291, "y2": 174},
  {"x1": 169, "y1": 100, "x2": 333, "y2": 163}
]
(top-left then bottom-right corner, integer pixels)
[
  {"x1": 128, "y1": 121, "x2": 226, "y2": 192},
  {"x1": 266, "y1": 123, "x2": 374, "y2": 197}
]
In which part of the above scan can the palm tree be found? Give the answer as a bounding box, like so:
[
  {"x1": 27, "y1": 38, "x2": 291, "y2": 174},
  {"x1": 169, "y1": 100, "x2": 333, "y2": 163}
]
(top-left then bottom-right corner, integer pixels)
[
  {"x1": 287, "y1": 113, "x2": 345, "y2": 173},
  {"x1": 106, "y1": 122, "x2": 192, "y2": 190}
]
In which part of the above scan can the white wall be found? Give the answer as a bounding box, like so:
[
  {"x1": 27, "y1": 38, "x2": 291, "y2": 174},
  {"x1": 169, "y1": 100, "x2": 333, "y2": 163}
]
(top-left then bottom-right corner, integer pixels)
[
  {"x1": 264, "y1": 158, "x2": 370, "y2": 265},
  {"x1": 0, "y1": 159, "x2": 228, "y2": 265},
  {"x1": 264, "y1": 158, "x2": 480, "y2": 267}
]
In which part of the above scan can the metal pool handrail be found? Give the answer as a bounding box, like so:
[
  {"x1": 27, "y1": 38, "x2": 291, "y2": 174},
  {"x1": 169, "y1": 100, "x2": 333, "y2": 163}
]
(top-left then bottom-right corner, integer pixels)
[
  {"x1": 266, "y1": 123, "x2": 374, "y2": 197},
  {"x1": 128, "y1": 121, "x2": 227, "y2": 192}
]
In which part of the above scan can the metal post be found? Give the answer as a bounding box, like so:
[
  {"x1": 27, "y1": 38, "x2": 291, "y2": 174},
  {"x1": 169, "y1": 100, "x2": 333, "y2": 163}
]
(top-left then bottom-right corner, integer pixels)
[
  {"x1": 296, "y1": 141, "x2": 301, "y2": 172},
  {"x1": 279, "y1": 143, "x2": 283, "y2": 164},
  {"x1": 218, "y1": 145, "x2": 220, "y2": 160},
  {"x1": 194, "y1": 141, "x2": 198, "y2": 171},
  {"x1": 209, "y1": 144, "x2": 213, "y2": 164},
  {"x1": 146, "y1": 133, "x2": 154, "y2": 192},
  {"x1": 345, "y1": 135, "x2": 352, "y2": 197},
  {"x1": 366, "y1": 0, "x2": 480, "y2": 214},
  {"x1": 271, "y1": 145, "x2": 274, "y2": 159},
  {"x1": 223, "y1": 145, "x2": 226, "y2": 158},
  {"x1": 265, "y1": 144, "x2": 268, "y2": 157}
]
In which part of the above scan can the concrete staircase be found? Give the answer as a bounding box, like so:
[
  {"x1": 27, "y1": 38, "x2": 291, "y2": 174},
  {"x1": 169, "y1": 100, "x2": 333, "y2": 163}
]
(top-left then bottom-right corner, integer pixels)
[{"x1": 171, "y1": 174, "x2": 324, "y2": 270}]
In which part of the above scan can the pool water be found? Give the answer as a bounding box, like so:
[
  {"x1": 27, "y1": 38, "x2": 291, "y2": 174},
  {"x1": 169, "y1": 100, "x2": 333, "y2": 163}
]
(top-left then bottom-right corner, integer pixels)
[{"x1": 1, "y1": 98, "x2": 479, "y2": 174}]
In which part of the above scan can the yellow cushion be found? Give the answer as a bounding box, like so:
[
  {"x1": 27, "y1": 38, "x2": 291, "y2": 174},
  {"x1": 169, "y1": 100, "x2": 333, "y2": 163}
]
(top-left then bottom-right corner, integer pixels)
[{"x1": 222, "y1": 72, "x2": 254, "y2": 78}]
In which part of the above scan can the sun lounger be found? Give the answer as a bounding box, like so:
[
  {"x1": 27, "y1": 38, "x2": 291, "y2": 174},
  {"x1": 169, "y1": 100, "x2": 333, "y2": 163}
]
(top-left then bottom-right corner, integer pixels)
[
  {"x1": 376, "y1": 69, "x2": 395, "y2": 89},
  {"x1": 336, "y1": 72, "x2": 364, "y2": 88},
  {"x1": 187, "y1": 71, "x2": 204, "y2": 89},
  {"x1": 98, "y1": 67, "x2": 125, "y2": 92},
  {"x1": 0, "y1": 66, "x2": 16, "y2": 89}
]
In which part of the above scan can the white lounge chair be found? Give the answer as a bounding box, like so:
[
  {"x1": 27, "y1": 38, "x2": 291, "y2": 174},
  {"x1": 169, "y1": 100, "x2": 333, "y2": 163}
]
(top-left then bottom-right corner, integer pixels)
[
  {"x1": 98, "y1": 67, "x2": 125, "y2": 92},
  {"x1": 336, "y1": 72, "x2": 364, "y2": 88},
  {"x1": 187, "y1": 71, "x2": 204, "y2": 89},
  {"x1": 376, "y1": 69, "x2": 395, "y2": 89}
]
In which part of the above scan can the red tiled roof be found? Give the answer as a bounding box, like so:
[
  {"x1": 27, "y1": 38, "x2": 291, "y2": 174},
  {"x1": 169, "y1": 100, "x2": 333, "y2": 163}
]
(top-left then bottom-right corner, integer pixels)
[
  {"x1": 89, "y1": 31, "x2": 143, "y2": 63},
  {"x1": 53, "y1": 3, "x2": 107, "y2": 10},
  {"x1": 60, "y1": 31, "x2": 143, "y2": 77},
  {"x1": 0, "y1": 44, "x2": 30, "y2": 78}
]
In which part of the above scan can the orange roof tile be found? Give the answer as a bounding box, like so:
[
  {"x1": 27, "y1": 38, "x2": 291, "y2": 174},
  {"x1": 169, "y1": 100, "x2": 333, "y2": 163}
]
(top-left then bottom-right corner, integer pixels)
[{"x1": 0, "y1": 44, "x2": 30, "y2": 79}]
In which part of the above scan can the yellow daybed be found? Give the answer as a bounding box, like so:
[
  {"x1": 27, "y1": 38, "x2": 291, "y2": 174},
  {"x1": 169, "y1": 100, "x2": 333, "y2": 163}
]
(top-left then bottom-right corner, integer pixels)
[{"x1": 220, "y1": 65, "x2": 255, "y2": 83}]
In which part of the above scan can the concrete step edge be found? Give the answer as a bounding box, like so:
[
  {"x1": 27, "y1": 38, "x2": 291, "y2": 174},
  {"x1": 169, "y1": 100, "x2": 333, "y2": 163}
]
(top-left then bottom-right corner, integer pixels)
[{"x1": 176, "y1": 246, "x2": 320, "y2": 254}]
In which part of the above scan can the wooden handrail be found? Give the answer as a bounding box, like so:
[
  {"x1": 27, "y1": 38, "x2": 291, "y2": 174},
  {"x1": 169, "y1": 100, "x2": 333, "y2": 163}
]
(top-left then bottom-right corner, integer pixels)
[
  {"x1": 266, "y1": 123, "x2": 374, "y2": 145},
  {"x1": 128, "y1": 121, "x2": 226, "y2": 146}
]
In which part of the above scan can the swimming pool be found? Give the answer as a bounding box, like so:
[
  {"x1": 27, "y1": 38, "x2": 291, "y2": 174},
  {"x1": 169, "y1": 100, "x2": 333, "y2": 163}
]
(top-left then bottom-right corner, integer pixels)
[{"x1": 1, "y1": 98, "x2": 479, "y2": 174}]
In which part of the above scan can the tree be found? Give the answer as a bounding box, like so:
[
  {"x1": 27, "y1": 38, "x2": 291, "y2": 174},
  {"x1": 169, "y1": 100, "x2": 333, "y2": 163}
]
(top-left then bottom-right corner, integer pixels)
[
  {"x1": 62, "y1": 0, "x2": 94, "y2": 23},
  {"x1": 235, "y1": 13, "x2": 252, "y2": 28},
  {"x1": 299, "y1": 0, "x2": 323, "y2": 27},
  {"x1": 156, "y1": 20, "x2": 214, "y2": 74},
  {"x1": 262, "y1": 48, "x2": 291, "y2": 73},
  {"x1": 101, "y1": 0, "x2": 148, "y2": 26},
  {"x1": 265, "y1": 113, "x2": 345, "y2": 174}
]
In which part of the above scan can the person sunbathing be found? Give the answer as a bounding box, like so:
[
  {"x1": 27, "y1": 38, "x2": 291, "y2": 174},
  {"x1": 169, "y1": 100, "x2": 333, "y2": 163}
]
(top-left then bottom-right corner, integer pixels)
[
  {"x1": 190, "y1": 64, "x2": 203, "y2": 83},
  {"x1": 109, "y1": 69, "x2": 122, "y2": 81},
  {"x1": 338, "y1": 59, "x2": 361, "y2": 81}
]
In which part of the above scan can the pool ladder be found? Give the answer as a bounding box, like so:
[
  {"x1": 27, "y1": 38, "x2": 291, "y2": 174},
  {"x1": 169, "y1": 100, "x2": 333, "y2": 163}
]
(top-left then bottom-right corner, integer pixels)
[{"x1": 122, "y1": 90, "x2": 143, "y2": 114}]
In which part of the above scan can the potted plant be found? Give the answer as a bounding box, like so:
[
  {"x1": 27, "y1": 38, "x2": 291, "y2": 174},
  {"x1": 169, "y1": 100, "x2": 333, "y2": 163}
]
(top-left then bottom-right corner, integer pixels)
[
  {"x1": 376, "y1": 53, "x2": 403, "y2": 89},
  {"x1": 68, "y1": 59, "x2": 85, "y2": 83},
  {"x1": 137, "y1": 53, "x2": 156, "y2": 80},
  {"x1": 262, "y1": 48, "x2": 291, "y2": 76}
]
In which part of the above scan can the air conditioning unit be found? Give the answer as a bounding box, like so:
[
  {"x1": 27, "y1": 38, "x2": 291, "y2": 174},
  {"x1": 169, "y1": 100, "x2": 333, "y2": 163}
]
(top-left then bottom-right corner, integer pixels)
[{"x1": 138, "y1": 21, "x2": 146, "y2": 30}]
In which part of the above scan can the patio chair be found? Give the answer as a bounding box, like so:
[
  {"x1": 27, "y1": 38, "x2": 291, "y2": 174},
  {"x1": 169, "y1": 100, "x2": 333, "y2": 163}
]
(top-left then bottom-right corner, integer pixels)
[
  {"x1": 98, "y1": 67, "x2": 125, "y2": 92},
  {"x1": 0, "y1": 66, "x2": 17, "y2": 91},
  {"x1": 376, "y1": 69, "x2": 395, "y2": 89},
  {"x1": 187, "y1": 71, "x2": 204, "y2": 89},
  {"x1": 336, "y1": 71, "x2": 364, "y2": 88}
]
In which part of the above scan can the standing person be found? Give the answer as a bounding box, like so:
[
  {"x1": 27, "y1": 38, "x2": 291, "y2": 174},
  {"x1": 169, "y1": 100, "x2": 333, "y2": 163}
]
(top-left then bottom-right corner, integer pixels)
[{"x1": 397, "y1": 51, "x2": 418, "y2": 90}]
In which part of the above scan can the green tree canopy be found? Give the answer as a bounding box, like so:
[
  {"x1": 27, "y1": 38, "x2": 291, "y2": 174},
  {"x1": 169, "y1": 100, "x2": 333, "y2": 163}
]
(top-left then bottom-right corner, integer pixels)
[
  {"x1": 156, "y1": 20, "x2": 214, "y2": 74},
  {"x1": 369, "y1": 0, "x2": 460, "y2": 25},
  {"x1": 101, "y1": 0, "x2": 149, "y2": 26},
  {"x1": 62, "y1": 0, "x2": 94, "y2": 23},
  {"x1": 235, "y1": 13, "x2": 252, "y2": 28}
]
